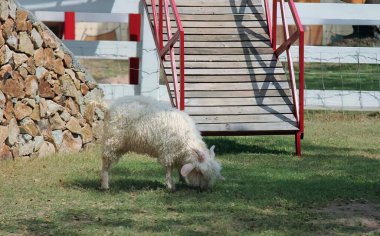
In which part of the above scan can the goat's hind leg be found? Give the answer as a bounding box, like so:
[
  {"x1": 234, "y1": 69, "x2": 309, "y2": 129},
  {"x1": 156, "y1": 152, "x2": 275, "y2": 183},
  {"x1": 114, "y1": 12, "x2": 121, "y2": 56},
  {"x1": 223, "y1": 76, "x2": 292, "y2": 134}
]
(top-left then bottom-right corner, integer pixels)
[
  {"x1": 101, "y1": 151, "x2": 120, "y2": 190},
  {"x1": 165, "y1": 166, "x2": 176, "y2": 192}
]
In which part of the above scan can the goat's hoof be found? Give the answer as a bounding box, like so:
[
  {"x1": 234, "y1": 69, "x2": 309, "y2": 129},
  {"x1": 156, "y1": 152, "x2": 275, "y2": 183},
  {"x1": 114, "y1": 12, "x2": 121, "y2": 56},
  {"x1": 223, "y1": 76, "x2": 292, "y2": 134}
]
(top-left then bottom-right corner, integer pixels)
[
  {"x1": 100, "y1": 185, "x2": 109, "y2": 191},
  {"x1": 167, "y1": 187, "x2": 176, "y2": 193}
]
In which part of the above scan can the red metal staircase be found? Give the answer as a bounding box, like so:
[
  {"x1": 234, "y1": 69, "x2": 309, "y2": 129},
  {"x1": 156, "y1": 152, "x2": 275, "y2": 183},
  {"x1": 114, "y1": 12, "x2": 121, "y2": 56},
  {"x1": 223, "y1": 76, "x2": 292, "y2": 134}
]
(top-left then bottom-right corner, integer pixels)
[{"x1": 143, "y1": 0, "x2": 304, "y2": 155}]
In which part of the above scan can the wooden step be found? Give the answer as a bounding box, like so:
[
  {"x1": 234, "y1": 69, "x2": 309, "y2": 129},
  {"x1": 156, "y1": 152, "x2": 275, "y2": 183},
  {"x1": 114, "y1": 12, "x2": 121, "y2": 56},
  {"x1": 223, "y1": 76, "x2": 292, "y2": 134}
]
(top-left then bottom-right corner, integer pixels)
[
  {"x1": 196, "y1": 122, "x2": 299, "y2": 133},
  {"x1": 167, "y1": 20, "x2": 267, "y2": 28},
  {"x1": 163, "y1": 61, "x2": 282, "y2": 69},
  {"x1": 186, "y1": 105, "x2": 294, "y2": 115},
  {"x1": 172, "y1": 47, "x2": 273, "y2": 55},
  {"x1": 165, "y1": 0, "x2": 262, "y2": 7},
  {"x1": 151, "y1": 14, "x2": 266, "y2": 22},
  {"x1": 165, "y1": 27, "x2": 267, "y2": 35},
  {"x1": 165, "y1": 67, "x2": 285, "y2": 75},
  {"x1": 184, "y1": 97, "x2": 293, "y2": 106},
  {"x1": 171, "y1": 90, "x2": 292, "y2": 98},
  {"x1": 167, "y1": 75, "x2": 287, "y2": 83},
  {"x1": 166, "y1": 34, "x2": 270, "y2": 42},
  {"x1": 174, "y1": 41, "x2": 272, "y2": 48},
  {"x1": 169, "y1": 81, "x2": 290, "y2": 91},
  {"x1": 191, "y1": 114, "x2": 296, "y2": 124},
  {"x1": 168, "y1": 54, "x2": 276, "y2": 62},
  {"x1": 147, "y1": 6, "x2": 263, "y2": 14}
]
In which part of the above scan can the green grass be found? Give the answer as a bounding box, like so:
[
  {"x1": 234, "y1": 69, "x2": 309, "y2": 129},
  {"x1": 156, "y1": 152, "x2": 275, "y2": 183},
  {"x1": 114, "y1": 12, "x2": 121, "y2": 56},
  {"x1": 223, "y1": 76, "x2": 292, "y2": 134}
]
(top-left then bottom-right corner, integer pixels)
[
  {"x1": 1, "y1": 111, "x2": 379, "y2": 235},
  {"x1": 291, "y1": 62, "x2": 380, "y2": 91},
  {"x1": 78, "y1": 59, "x2": 129, "y2": 83}
]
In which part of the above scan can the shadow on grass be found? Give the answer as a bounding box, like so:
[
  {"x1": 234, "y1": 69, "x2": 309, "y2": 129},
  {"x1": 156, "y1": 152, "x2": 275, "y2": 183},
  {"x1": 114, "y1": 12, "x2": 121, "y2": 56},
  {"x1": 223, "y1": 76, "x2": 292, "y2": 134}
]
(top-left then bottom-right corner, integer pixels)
[
  {"x1": 0, "y1": 208, "x2": 134, "y2": 236},
  {"x1": 204, "y1": 136, "x2": 292, "y2": 155},
  {"x1": 69, "y1": 163, "x2": 167, "y2": 192}
]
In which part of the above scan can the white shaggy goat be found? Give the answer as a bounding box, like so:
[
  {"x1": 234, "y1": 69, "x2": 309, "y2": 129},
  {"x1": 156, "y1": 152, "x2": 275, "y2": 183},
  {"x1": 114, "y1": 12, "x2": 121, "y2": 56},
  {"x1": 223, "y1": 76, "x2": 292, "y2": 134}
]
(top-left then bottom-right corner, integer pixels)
[{"x1": 100, "y1": 96, "x2": 224, "y2": 191}]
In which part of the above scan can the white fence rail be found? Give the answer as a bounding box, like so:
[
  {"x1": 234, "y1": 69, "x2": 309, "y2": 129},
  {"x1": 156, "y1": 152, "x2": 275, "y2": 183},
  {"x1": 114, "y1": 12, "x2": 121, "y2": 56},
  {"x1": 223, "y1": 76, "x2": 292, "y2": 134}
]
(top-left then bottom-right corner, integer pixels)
[
  {"x1": 305, "y1": 90, "x2": 380, "y2": 110},
  {"x1": 283, "y1": 46, "x2": 380, "y2": 64},
  {"x1": 63, "y1": 40, "x2": 141, "y2": 59}
]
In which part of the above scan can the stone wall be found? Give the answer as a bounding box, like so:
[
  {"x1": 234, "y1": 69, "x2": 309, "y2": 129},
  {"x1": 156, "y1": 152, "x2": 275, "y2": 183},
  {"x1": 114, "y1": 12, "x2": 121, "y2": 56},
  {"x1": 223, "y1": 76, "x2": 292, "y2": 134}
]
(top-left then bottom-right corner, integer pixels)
[{"x1": 0, "y1": 0, "x2": 105, "y2": 159}]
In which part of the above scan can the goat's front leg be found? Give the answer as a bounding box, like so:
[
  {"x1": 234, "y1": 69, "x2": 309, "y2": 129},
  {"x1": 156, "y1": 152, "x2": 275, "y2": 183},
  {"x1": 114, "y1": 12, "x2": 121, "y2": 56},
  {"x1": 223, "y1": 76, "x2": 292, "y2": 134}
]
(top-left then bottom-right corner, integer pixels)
[
  {"x1": 178, "y1": 169, "x2": 186, "y2": 183},
  {"x1": 165, "y1": 166, "x2": 176, "y2": 192}
]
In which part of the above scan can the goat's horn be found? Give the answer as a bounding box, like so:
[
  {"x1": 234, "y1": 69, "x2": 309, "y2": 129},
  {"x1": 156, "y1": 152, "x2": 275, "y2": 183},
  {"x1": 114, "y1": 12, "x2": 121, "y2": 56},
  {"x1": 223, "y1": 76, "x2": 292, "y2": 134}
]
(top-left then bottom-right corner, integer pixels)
[{"x1": 192, "y1": 148, "x2": 205, "y2": 162}]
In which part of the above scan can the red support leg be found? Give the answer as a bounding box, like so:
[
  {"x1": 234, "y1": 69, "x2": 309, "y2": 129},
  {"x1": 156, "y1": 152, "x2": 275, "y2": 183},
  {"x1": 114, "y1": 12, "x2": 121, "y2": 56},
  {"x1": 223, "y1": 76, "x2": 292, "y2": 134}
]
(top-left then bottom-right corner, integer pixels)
[{"x1": 295, "y1": 132, "x2": 302, "y2": 157}]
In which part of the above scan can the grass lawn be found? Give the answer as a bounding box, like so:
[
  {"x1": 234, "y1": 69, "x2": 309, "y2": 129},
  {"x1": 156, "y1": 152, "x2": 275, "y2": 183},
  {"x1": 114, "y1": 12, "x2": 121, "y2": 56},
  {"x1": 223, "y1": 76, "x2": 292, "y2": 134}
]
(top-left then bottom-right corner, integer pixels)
[
  {"x1": 291, "y1": 63, "x2": 380, "y2": 91},
  {"x1": 1, "y1": 111, "x2": 379, "y2": 235}
]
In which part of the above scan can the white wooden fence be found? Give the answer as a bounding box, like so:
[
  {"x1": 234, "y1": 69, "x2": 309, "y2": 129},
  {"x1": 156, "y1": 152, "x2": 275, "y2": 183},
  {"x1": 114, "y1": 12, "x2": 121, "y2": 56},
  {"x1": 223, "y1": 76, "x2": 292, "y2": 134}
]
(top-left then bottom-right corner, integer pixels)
[{"x1": 21, "y1": 0, "x2": 380, "y2": 110}]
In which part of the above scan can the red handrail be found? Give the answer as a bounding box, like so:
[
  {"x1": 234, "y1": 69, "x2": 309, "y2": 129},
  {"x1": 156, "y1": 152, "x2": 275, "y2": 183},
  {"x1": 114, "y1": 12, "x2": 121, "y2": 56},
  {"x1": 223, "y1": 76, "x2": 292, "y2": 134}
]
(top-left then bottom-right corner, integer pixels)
[
  {"x1": 144, "y1": 0, "x2": 185, "y2": 111},
  {"x1": 264, "y1": 0, "x2": 304, "y2": 136}
]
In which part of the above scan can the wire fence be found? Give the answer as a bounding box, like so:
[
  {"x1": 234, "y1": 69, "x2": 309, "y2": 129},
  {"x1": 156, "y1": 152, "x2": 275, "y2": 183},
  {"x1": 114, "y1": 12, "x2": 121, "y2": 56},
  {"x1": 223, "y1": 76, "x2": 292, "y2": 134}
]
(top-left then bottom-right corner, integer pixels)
[
  {"x1": 70, "y1": 42, "x2": 380, "y2": 111},
  {"x1": 281, "y1": 47, "x2": 380, "y2": 111}
]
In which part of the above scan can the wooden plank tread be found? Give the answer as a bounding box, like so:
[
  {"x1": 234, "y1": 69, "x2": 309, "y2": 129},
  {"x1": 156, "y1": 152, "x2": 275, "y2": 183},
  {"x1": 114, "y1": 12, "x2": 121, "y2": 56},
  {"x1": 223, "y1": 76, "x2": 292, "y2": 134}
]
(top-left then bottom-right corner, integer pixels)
[
  {"x1": 166, "y1": 68, "x2": 285, "y2": 75},
  {"x1": 167, "y1": 75, "x2": 287, "y2": 83},
  {"x1": 147, "y1": 6, "x2": 264, "y2": 14},
  {"x1": 184, "y1": 97, "x2": 293, "y2": 106},
  {"x1": 163, "y1": 61, "x2": 282, "y2": 69},
  {"x1": 192, "y1": 114, "x2": 296, "y2": 124},
  {"x1": 169, "y1": 82, "x2": 290, "y2": 91},
  {"x1": 196, "y1": 122, "x2": 299, "y2": 132},
  {"x1": 156, "y1": 14, "x2": 266, "y2": 21},
  {"x1": 186, "y1": 105, "x2": 294, "y2": 115},
  {"x1": 168, "y1": 54, "x2": 277, "y2": 62},
  {"x1": 171, "y1": 90, "x2": 292, "y2": 98},
  {"x1": 149, "y1": 0, "x2": 263, "y2": 7}
]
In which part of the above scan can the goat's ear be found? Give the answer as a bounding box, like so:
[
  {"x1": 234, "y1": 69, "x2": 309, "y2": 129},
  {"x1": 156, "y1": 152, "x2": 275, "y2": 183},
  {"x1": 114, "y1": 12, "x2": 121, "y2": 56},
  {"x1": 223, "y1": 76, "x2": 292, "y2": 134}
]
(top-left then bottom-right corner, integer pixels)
[
  {"x1": 180, "y1": 163, "x2": 195, "y2": 177},
  {"x1": 192, "y1": 149, "x2": 205, "y2": 162},
  {"x1": 209, "y1": 145, "x2": 215, "y2": 158}
]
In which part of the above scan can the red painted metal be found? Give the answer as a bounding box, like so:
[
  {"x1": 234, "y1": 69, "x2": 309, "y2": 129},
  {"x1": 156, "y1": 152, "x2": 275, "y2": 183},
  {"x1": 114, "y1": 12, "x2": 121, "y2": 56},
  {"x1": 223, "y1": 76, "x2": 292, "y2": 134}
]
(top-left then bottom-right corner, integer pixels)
[
  {"x1": 159, "y1": 0, "x2": 164, "y2": 49},
  {"x1": 295, "y1": 132, "x2": 301, "y2": 156},
  {"x1": 163, "y1": 0, "x2": 180, "y2": 109},
  {"x1": 64, "y1": 12, "x2": 75, "y2": 40},
  {"x1": 299, "y1": 31, "x2": 305, "y2": 135},
  {"x1": 180, "y1": 31, "x2": 185, "y2": 111},
  {"x1": 143, "y1": 0, "x2": 185, "y2": 110},
  {"x1": 263, "y1": 0, "x2": 305, "y2": 155},
  {"x1": 264, "y1": 0, "x2": 272, "y2": 42},
  {"x1": 159, "y1": 31, "x2": 180, "y2": 58},
  {"x1": 274, "y1": 31, "x2": 299, "y2": 56},
  {"x1": 129, "y1": 58, "x2": 139, "y2": 85},
  {"x1": 279, "y1": 0, "x2": 299, "y2": 122},
  {"x1": 129, "y1": 14, "x2": 141, "y2": 85},
  {"x1": 129, "y1": 14, "x2": 141, "y2": 41},
  {"x1": 151, "y1": 0, "x2": 160, "y2": 44},
  {"x1": 271, "y1": 0, "x2": 277, "y2": 53}
]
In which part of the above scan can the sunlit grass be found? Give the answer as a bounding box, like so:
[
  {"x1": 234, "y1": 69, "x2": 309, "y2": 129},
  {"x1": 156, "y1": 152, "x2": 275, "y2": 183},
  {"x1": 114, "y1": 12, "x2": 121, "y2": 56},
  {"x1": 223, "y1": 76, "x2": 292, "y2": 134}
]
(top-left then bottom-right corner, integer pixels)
[{"x1": 0, "y1": 111, "x2": 379, "y2": 235}]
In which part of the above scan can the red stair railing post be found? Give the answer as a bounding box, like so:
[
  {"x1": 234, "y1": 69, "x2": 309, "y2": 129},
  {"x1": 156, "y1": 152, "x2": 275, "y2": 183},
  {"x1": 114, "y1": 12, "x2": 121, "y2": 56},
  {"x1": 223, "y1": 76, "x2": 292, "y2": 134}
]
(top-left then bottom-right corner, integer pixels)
[
  {"x1": 264, "y1": 0, "x2": 272, "y2": 42},
  {"x1": 159, "y1": 0, "x2": 164, "y2": 49},
  {"x1": 180, "y1": 31, "x2": 185, "y2": 111},
  {"x1": 272, "y1": 0, "x2": 277, "y2": 53},
  {"x1": 299, "y1": 30, "x2": 305, "y2": 136}
]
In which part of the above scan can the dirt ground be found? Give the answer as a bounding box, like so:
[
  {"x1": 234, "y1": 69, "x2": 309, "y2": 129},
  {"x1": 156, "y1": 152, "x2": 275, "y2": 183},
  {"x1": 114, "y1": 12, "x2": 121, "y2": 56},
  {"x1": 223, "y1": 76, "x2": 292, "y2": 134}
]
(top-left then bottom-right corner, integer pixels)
[{"x1": 316, "y1": 201, "x2": 380, "y2": 233}]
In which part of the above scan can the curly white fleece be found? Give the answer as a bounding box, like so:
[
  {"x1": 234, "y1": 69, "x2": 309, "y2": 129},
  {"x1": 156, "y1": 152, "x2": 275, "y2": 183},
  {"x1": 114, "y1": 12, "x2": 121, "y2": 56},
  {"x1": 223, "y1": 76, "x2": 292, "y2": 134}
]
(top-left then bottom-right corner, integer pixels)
[{"x1": 101, "y1": 96, "x2": 222, "y2": 190}]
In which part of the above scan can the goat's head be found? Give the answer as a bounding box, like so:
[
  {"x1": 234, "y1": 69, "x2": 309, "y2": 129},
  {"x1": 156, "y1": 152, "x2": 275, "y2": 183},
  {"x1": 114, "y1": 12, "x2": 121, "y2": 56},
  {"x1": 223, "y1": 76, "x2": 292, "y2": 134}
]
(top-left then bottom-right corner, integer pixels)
[{"x1": 181, "y1": 145, "x2": 224, "y2": 191}]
